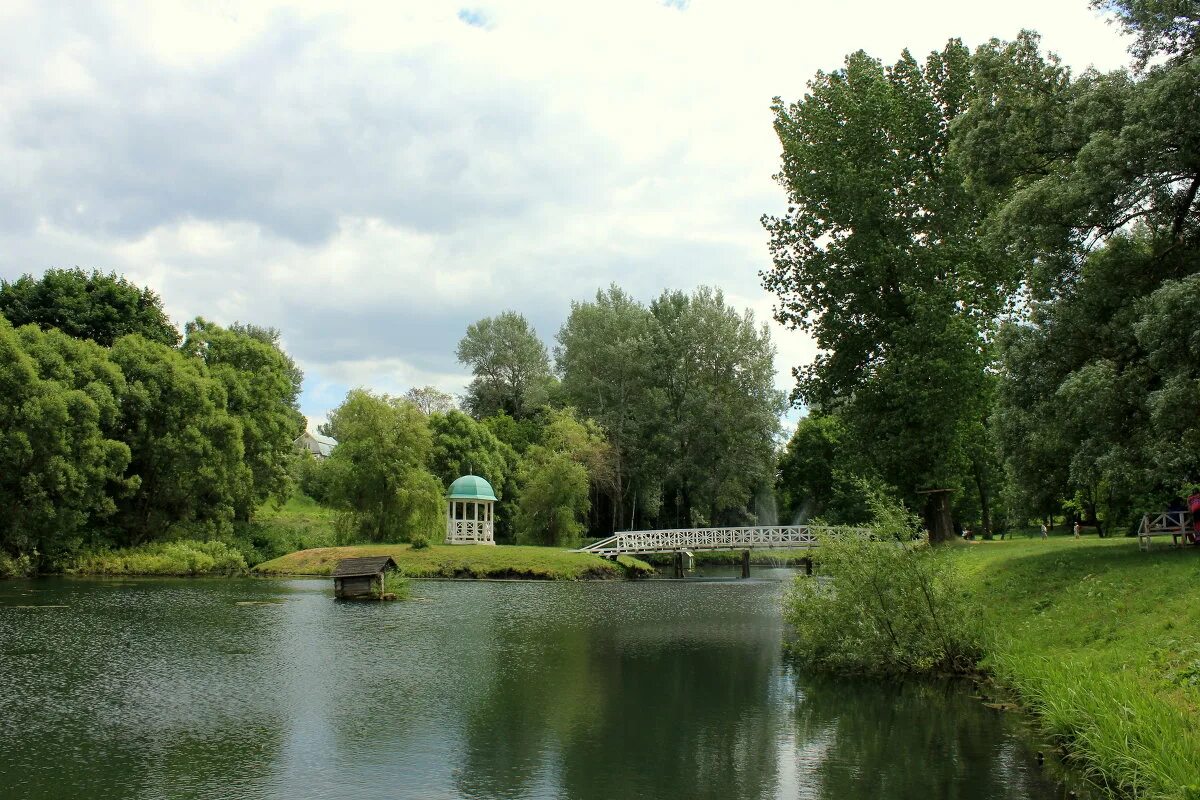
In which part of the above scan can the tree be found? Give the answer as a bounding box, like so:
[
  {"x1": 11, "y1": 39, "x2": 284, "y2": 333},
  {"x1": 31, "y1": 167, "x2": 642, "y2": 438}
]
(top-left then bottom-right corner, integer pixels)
[
  {"x1": 108, "y1": 334, "x2": 249, "y2": 543},
  {"x1": 0, "y1": 268, "x2": 179, "y2": 347},
  {"x1": 0, "y1": 318, "x2": 131, "y2": 564},
  {"x1": 956, "y1": 16, "x2": 1200, "y2": 529},
  {"x1": 321, "y1": 390, "x2": 443, "y2": 543},
  {"x1": 457, "y1": 311, "x2": 552, "y2": 419},
  {"x1": 556, "y1": 285, "x2": 660, "y2": 530},
  {"x1": 513, "y1": 409, "x2": 611, "y2": 547},
  {"x1": 406, "y1": 385, "x2": 457, "y2": 415},
  {"x1": 762, "y1": 42, "x2": 1016, "y2": 538},
  {"x1": 776, "y1": 414, "x2": 870, "y2": 525},
  {"x1": 428, "y1": 409, "x2": 518, "y2": 539},
  {"x1": 182, "y1": 318, "x2": 306, "y2": 518},
  {"x1": 428, "y1": 410, "x2": 516, "y2": 489},
  {"x1": 649, "y1": 287, "x2": 783, "y2": 527}
]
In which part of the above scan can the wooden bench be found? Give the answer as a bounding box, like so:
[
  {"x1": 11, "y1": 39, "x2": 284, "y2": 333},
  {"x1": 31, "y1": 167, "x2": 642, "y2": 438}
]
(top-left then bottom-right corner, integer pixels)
[{"x1": 1138, "y1": 511, "x2": 1193, "y2": 551}]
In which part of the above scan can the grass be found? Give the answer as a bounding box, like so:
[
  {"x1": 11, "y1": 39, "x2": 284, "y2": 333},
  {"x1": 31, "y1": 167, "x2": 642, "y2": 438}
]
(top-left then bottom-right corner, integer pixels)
[
  {"x1": 70, "y1": 540, "x2": 248, "y2": 576},
  {"x1": 255, "y1": 543, "x2": 654, "y2": 581},
  {"x1": 953, "y1": 535, "x2": 1200, "y2": 799}
]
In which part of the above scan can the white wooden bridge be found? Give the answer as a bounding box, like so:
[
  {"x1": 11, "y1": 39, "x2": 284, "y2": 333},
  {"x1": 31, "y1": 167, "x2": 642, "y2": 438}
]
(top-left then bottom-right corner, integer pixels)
[{"x1": 576, "y1": 525, "x2": 870, "y2": 557}]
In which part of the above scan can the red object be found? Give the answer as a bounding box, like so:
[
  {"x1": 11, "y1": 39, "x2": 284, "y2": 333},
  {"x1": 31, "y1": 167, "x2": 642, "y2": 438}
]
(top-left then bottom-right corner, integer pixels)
[{"x1": 1190, "y1": 493, "x2": 1200, "y2": 541}]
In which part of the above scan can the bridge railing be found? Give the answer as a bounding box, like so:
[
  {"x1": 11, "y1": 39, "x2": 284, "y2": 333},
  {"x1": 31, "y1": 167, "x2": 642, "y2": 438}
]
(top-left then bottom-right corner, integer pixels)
[{"x1": 576, "y1": 525, "x2": 871, "y2": 556}]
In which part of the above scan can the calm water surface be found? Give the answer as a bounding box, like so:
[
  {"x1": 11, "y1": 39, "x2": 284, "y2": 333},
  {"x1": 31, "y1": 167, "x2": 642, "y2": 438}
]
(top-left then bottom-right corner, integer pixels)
[{"x1": 1, "y1": 572, "x2": 1068, "y2": 800}]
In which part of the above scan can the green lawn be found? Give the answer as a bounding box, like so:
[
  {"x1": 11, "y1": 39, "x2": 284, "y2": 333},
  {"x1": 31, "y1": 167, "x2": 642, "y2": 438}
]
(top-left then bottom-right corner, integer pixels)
[
  {"x1": 254, "y1": 543, "x2": 653, "y2": 581},
  {"x1": 954, "y1": 535, "x2": 1200, "y2": 798}
]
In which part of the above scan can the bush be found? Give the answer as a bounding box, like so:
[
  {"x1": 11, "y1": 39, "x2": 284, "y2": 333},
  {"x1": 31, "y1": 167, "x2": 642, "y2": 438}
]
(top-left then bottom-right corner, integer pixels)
[
  {"x1": 783, "y1": 493, "x2": 981, "y2": 675},
  {"x1": 71, "y1": 540, "x2": 248, "y2": 576},
  {"x1": 0, "y1": 551, "x2": 35, "y2": 578},
  {"x1": 409, "y1": 532, "x2": 431, "y2": 550}
]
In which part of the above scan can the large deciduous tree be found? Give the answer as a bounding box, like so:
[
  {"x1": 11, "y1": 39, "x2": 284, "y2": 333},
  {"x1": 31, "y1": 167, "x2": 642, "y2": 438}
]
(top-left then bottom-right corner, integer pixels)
[
  {"x1": 958, "y1": 11, "x2": 1200, "y2": 527},
  {"x1": 108, "y1": 334, "x2": 249, "y2": 543},
  {"x1": 649, "y1": 287, "x2": 783, "y2": 527},
  {"x1": 457, "y1": 311, "x2": 552, "y2": 419},
  {"x1": 762, "y1": 41, "x2": 1016, "y2": 538},
  {"x1": 513, "y1": 409, "x2": 610, "y2": 547},
  {"x1": 0, "y1": 319, "x2": 131, "y2": 564},
  {"x1": 406, "y1": 385, "x2": 457, "y2": 415},
  {"x1": 0, "y1": 268, "x2": 179, "y2": 347},
  {"x1": 321, "y1": 390, "x2": 443, "y2": 543},
  {"x1": 555, "y1": 285, "x2": 659, "y2": 530},
  {"x1": 182, "y1": 318, "x2": 306, "y2": 518}
]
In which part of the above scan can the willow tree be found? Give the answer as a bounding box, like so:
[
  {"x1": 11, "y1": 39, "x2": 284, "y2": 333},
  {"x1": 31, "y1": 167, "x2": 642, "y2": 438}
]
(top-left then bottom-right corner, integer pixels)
[
  {"x1": 957, "y1": 10, "x2": 1200, "y2": 526},
  {"x1": 762, "y1": 41, "x2": 1017, "y2": 539},
  {"x1": 321, "y1": 390, "x2": 443, "y2": 543}
]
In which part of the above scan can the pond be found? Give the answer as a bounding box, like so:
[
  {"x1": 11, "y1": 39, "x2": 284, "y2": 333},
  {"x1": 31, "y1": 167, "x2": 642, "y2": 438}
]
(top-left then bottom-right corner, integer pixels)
[{"x1": 0, "y1": 572, "x2": 1070, "y2": 800}]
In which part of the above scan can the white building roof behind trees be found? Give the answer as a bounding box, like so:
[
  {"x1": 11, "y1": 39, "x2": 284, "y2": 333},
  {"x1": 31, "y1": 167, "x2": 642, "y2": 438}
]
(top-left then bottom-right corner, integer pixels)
[{"x1": 294, "y1": 431, "x2": 337, "y2": 459}]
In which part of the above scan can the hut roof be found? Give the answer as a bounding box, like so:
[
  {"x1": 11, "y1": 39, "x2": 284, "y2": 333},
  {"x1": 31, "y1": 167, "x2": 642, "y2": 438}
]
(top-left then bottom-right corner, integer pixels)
[{"x1": 331, "y1": 556, "x2": 397, "y2": 578}]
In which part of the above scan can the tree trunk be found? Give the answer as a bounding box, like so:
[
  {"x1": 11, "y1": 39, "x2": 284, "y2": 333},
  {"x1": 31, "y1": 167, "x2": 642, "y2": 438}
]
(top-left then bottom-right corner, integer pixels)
[
  {"x1": 973, "y1": 461, "x2": 992, "y2": 540},
  {"x1": 922, "y1": 490, "x2": 954, "y2": 545}
]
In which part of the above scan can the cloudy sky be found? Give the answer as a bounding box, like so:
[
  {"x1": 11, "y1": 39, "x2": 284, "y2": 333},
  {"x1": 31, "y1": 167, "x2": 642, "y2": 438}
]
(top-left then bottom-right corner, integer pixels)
[{"x1": 0, "y1": 0, "x2": 1132, "y2": 427}]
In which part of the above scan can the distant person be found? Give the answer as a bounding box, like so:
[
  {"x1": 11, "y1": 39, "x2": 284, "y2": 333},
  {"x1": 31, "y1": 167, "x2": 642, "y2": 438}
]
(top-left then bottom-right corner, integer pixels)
[
  {"x1": 1073, "y1": 521, "x2": 1082, "y2": 539},
  {"x1": 1040, "y1": 522, "x2": 1048, "y2": 540}
]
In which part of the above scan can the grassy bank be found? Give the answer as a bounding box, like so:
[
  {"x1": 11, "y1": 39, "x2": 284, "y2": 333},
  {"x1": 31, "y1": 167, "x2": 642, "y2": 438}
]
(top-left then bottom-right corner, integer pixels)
[
  {"x1": 957, "y1": 537, "x2": 1200, "y2": 798},
  {"x1": 70, "y1": 540, "x2": 248, "y2": 576},
  {"x1": 255, "y1": 543, "x2": 654, "y2": 580}
]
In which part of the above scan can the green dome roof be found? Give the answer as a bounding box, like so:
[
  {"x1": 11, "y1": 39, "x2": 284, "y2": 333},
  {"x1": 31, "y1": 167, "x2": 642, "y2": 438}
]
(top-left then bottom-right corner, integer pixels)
[{"x1": 448, "y1": 474, "x2": 497, "y2": 501}]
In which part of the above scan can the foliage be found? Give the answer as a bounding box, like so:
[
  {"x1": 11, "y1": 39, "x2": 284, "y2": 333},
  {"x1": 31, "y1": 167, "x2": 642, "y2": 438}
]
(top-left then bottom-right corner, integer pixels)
[
  {"x1": 480, "y1": 410, "x2": 542, "y2": 455},
  {"x1": 556, "y1": 285, "x2": 659, "y2": 529},
  {"x1": 0, "y1": 319, "x2": 131, "y2": 565},
  {"x1": 0, "y1": 268, "x2": 179, "y2": 347},
  {"x1": 457, "y1": 311, "x2": 552, "y2": 419},
  {"x1": 294, "y1": 451, "x2": 334, "y2": 504},
  {"x1": 513, "y1": 411, "x2": 601, "y2": 547},
  {"x1": 959, "y1": 15, "x2": 1200, "y2": 526},
  {"x1": 230, "y1": 494, "x2": 337, "y2": 565},
  {"x1": 321, "y1": 389, "x2": 443, "y2": 543},
  {"x1": 776, "y1": 413, "x2": 870, "y2": 524},
  {"x1": 762, "y1": 41, "x2": 1012, "y2": 517},
  {"x1": 783, "y1": 492, "x2": 982, "y2": 674},
  {"x1": 405, "y1": 385, "x2": 457, "y2": 414},
  {"x1": 108, "y1": 333, "x2": 249, "y2": 544},
  {"x1": 71, "y1": 539, "x2": 247, "y2": 576},
  {"x1": 183, "y1": 318, "x2": 306, "y2": 517},
  {"x1": 1093, "y1": 0, "x2": 1200, "y2": 71},
  {"x1": 648, "y1": 287, "x2": 783, "y2": 526},
  {"x1": 427, "y1": 409, "x2": 516, "y2": 495},
  {"x1": 428, "y1": 408, "x2": 518, "y2": 539},
  {"x1": 254, "y1": 542, "x2": 652, "y2": 580}
]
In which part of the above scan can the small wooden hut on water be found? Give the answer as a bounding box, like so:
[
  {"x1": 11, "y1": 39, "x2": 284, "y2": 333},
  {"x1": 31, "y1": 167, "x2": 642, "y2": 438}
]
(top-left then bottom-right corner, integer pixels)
[{"x1": 331, "y1": 556, "x2": 398, "y2": 600}]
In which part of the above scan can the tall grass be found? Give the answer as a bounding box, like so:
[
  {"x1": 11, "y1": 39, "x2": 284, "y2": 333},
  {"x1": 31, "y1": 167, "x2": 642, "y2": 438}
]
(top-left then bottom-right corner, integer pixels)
[
  {"x1": 992, "y1": 654, "x2": 1200, "y2": 800},
  {"x1": 71, "y1": 540, "x2": 247, "y2": 576}
]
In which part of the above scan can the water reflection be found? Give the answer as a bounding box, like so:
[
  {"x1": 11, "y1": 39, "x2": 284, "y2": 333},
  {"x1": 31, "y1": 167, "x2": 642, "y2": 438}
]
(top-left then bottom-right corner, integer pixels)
[{"x1": 0, "y1": 576, "x2": 1067, "y2": 800}]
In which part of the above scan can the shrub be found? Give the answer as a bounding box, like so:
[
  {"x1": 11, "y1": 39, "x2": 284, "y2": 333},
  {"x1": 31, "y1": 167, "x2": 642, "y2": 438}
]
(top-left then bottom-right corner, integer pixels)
[
  {"x1": 71, "y1": 540, "x2": 247, "y2": 576},
  {"x1": 0, "y1": 551, "x2": 35, "y2": 578},
  {"x1": 783, "y1": 492, "x2": 981, "y2": 675}
]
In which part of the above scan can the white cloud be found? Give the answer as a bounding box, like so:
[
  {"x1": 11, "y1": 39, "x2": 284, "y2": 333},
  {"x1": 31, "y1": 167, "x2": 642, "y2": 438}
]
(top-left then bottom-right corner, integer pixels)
[{"x1": 0, "y1": 0, "x2": 1132, "y2": 423}]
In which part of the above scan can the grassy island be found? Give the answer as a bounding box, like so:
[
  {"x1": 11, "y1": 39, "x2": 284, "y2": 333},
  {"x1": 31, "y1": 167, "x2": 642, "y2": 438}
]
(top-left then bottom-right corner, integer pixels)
[{"x1": 255, "y1": 543, "x2": 653, "y2": 581}]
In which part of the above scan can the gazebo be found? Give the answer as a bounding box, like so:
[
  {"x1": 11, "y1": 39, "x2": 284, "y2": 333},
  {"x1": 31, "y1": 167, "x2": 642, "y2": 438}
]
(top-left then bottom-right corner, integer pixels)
[{"x1": 446, "y1": 474, "x2": 497, "y2": 545}]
